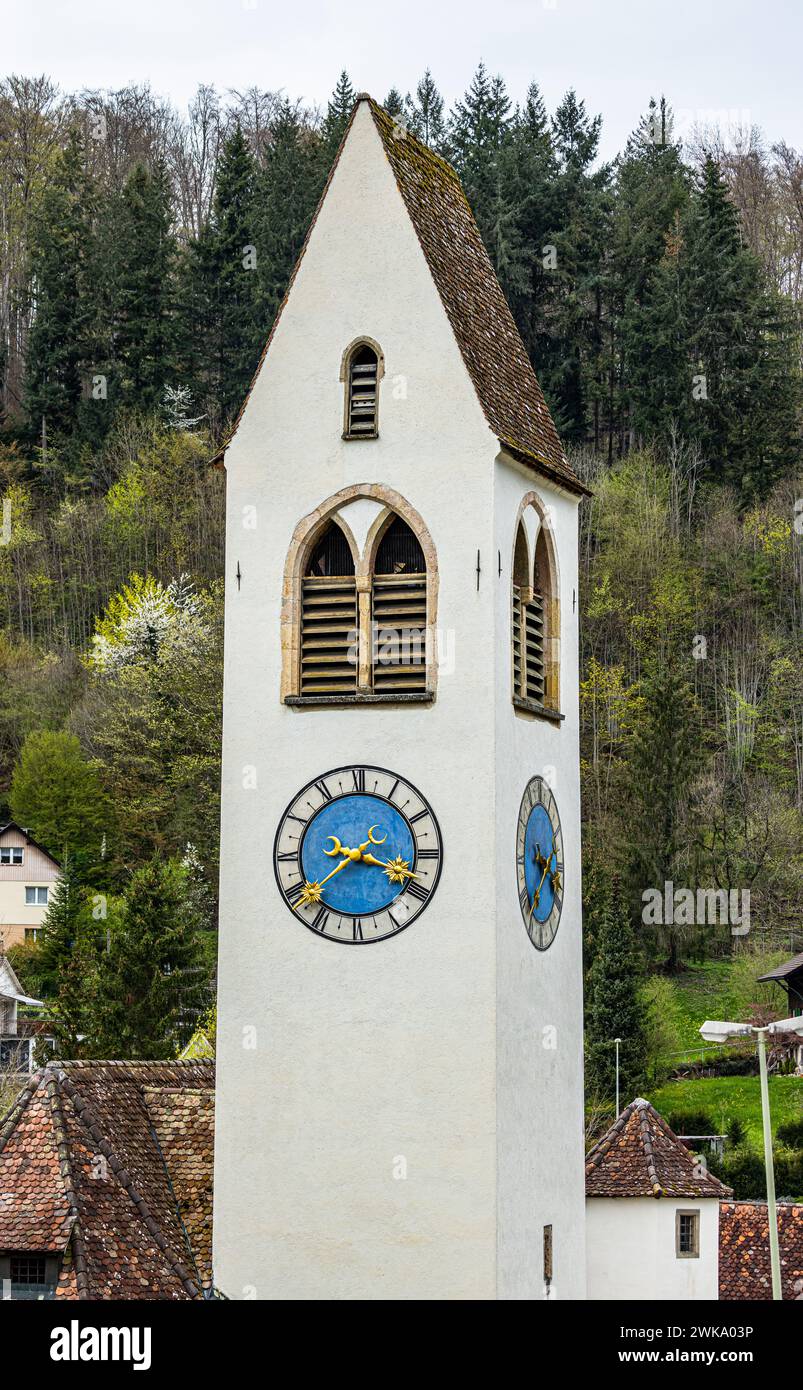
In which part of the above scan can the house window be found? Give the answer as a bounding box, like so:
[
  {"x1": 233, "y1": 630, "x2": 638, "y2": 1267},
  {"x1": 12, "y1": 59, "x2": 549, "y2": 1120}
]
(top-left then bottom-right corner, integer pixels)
[
  {"x1": 25, "y1": 886, "x2": 48, "y2": 905},
  {"x1": 343, "y1": 341, "x2": 382, "y2": 439},
  {"x1": 371, "y1": 517, "x2": 427, "y2": 693},
  {"x1": 0, "y1": 847, "x2": 23, "y2": 864},
  {"x1": 676, "y1": 1209, "x2": 700, "y2": 1258},
  {"x1": 25, "y1": 927, "x2": 40, "y2": 943},
  {"x1": 0, "y1": 1251, "x2": 58, "y2": 1300},
  {"x1": 300, "y1": 521, "x2": 357, "y2": 696},
  {"x1": 511, "y1": 506, "x2": 559, "y2": 715}
]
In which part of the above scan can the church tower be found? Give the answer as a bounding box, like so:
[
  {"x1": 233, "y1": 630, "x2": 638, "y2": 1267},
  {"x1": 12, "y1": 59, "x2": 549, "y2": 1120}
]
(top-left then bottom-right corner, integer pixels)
[{"x1": 213, "y1": 97, "x2": 589, "y2": 1300}]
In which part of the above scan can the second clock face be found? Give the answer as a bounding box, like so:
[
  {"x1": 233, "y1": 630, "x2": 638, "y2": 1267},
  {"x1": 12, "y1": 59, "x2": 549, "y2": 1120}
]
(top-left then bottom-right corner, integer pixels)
[
  {"x1": 273, "y1": 764, "x2": 443, "y2": 944},
  {"x1": 516, "y1": 775, "x2": 563, "y2": 951}
]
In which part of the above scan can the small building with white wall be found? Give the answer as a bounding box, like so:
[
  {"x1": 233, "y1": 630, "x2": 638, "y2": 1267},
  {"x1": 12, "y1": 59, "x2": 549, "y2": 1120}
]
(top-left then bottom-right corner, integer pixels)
[
  {"x1": 0, "y1": 822, "x2": 60, "y2": 951},
  {"x1": 586, "y1": 1097, "x2": 731, "y2": 1300}
]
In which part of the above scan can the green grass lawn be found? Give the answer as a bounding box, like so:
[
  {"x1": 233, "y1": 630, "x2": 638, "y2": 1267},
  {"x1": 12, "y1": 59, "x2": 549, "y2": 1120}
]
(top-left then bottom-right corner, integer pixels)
[
  {"x1": 669, "y1": 960, "x2": 747, "y2": 1054},
  {"x1": 646, "y1": 1074, "x2": 802, "y2": 1147}
]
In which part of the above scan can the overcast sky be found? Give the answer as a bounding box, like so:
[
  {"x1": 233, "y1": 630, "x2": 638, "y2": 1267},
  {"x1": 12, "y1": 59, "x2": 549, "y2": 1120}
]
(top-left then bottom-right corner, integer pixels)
[{"x1": 6, "y1": 0, "x2": 803, "y2": 160}]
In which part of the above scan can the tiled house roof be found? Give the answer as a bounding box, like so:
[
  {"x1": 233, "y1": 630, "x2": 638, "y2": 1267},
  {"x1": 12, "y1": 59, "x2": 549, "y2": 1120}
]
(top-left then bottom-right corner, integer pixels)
[
  {"x1": 719, "y1": 1201, "x2": 803, "y2": 1301},
  {"x1": 213, "y1": 96, "x2": 587, "y2": 498},
  {"x1": 0, "y1": 1060, "x2": 214, "y2": 1300},
  {"x1": 585, "y1": 1098, "x2": 732, "y2": 1199}
]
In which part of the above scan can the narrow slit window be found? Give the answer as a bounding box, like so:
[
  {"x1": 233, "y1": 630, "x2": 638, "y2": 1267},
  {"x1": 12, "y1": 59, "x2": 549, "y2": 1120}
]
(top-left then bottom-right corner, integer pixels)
[
  {"x1": 511, "y1": 512, "x2": 559, "y2": 713},
  {"x1": 300, "y1": 522, "x2": 357, "y2": 696},
  {"x1": 345, "y1": 345, "x2": 379, "y2": 438},
  {"x1": 372, "y1": 516, "x2": 427, "y2": 694}
]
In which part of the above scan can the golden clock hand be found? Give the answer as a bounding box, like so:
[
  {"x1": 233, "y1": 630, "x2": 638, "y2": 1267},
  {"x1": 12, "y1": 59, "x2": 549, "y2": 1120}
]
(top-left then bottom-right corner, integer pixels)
[
  {"x1": 529, "y1": 859, "x2": 552, "y2": 921},
  {"x1": 361, "y1": 852, "x2": 419, "y2": 882}
]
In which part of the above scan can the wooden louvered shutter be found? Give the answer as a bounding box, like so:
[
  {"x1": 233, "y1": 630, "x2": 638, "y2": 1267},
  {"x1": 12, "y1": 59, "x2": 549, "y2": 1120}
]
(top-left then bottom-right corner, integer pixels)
[
  {"x1": 346, "y1": 346, "x2": 378, "y2": 437},
  {"x1": 524, "y1": 594, "x2": 545, "y2": 702},
  {"x1": 300, "y1": 576, "x2": 357, "y2": 694},
  {"x1": 371, "y1": 572, "x2": 427, "y2": 692},
  {"x1": 300, "y1": 523, "x2": 357, "y2": 695},
  {"x1": 371, "y1": 516, "x2": 427, "y2": 692},
  {"x1": 512, "y1": 583, "x2": 523, "y2": 694}
]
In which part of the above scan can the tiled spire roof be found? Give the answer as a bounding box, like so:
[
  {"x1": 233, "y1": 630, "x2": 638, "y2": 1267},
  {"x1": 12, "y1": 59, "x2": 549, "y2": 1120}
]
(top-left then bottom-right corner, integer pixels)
[
  {"x1": 214, "y1": 96, "x2": 587, "y2": 497},
  {"x1": 585, "y1": 1097, "x2": 732, "y2": 1199}
]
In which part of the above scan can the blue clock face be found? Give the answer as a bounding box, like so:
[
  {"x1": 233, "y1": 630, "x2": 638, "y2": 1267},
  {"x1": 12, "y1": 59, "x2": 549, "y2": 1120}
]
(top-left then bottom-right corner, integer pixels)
[
  {"x1": 516, "y1": 776, "x2": 563, "y2": 950},
  {"x1": 274, "y1": 765, "x2": 443, "y2": 943}
]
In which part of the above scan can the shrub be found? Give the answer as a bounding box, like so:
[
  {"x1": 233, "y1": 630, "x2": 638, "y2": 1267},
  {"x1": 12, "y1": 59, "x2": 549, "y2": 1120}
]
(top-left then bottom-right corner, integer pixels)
[
  {"x1": 666, "y1": 1109, "x2": 715, "y2": 1135},
  {"x1": 776, "y1": 1117, "x2": 803, "y2": 1150}
]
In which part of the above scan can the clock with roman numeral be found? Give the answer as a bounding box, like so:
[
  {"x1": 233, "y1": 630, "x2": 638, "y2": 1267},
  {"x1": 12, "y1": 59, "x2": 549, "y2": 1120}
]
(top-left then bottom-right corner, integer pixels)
[
  {"x1": 516, "y1": 775, "x2": 563, "y2": 951},
  {"x1": 273, "y1": 764, "x2": 443, "y2": 944}
]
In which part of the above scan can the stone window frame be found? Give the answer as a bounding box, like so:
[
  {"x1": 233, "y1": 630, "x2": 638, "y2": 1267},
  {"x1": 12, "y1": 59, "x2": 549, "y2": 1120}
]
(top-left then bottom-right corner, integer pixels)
[
  {"x1": 340, "y1": 337, "x2": 385, "y2": 440},
  {"x1": 282, "y1": 483, "x2": 439, "y2": 706},
  {"x1": 675, "y1": 1208, "x2": 701, "y2": 1259},
  {"x1": 510, "y1": 491, "x2": 562, "y2": 722}
]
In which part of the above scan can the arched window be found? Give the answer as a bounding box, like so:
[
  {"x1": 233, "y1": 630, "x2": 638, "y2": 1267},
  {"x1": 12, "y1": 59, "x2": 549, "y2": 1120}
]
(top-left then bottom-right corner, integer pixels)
[
  {"x1": 300, "y1": 520, "x2": 357, "y2": 695},
  {"x1": 343, "y1": 342, "x2": 381, "y2": 438},
  {"x1": 512, "y1": 504, "x2": 559, "y2": 713},
  {"x1": 283, "y1": 485, "x2": 437, "y2": 705},
  {"x1": 371, "y1": 516, "x2": 427, "y2": 693}
]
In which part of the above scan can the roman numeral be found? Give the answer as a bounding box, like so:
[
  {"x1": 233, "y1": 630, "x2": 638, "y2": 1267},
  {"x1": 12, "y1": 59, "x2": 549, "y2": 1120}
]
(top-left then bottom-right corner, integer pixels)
[
  {"x1": 312, "y1": 907, "x2": 329, "y2": 933},
  {"x1": 405, "y1": 880, "x2": 429, "y2": 903},
  {"x1": 520, "y1": 886, "x2": 530, "y2": 914},
  {"x1": 286, "y1": 882, "x2": 305, "y2": 905},
  {"x1": 416, "y1": 848, "x2": 439, "y2": 860},
  {"x1": 352, "y1": 768, "x2": 365, "y2": 792},
  {"x1": 387, "y1": 912, "x2": 402, "y2": 932},
  {"x1": 408, "y1": 809, "x2": 428, "y2": 824},
  {"x1": 387, "y1": 778, "x2": 399, "y2": 801},
  {"x1": 314, "y1": 780, "x2": 332, "y2": 802},
  {"x1": 286, "y1": 812, "x2": 308, "y2": 826},
  {"x1": 276, "y1": 852, "x2": 298, "y2": 863},
  {"x1": 352, "y1": 919, "x2": 364, "y2": 941}
]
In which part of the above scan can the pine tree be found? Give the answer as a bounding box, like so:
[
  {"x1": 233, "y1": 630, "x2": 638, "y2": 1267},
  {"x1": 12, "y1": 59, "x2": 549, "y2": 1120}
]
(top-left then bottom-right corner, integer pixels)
[
  {"x1": 631, "y1": 156, "x2": 800, "y2": 494},
  {"x1": 186, "y1": 125, "x2": 262, "y2": 424},
  {"x1": 626, "y1": 658, "x2": 699, "y2": 969},
  {"x1": 448, "y1": 63, "x2": 528, "y2": 305},
  {"x1": 585, "y1": 876, "x2": 648, "y2": 1107},
  {"x1": 502, "y1": 83, "x2": 557, "y2": 364},
  {"x1": 114, "y1": 158, "x2": 176, "y2": 413},
  {"x1": 92, "y1": 856, "x2": 211, "y2": 1059},
  {"x1": 24, "y1": 128, "x2": 97, "y2": 453},
  {"x1": 540, "y1": 90, "x2": 612, "y2": 441},
  {"x1": 610, "y1": 98, "x2": 690, "y2": 457},
  {"x1": 383, "y1": 88, "x2": 406, "y2": 119},
  {"x1": 322, "y1": 71, "x2": 356, "y2": 156},
  {"x1": 409, "y1": 70, "x2": 446, "y2": 151},
  {"x1": 255, "y1": 100, "x2": 322, "y2": 326},
  {"x1": 37, "y1": 853, "x2": 84, "y2": 996}
]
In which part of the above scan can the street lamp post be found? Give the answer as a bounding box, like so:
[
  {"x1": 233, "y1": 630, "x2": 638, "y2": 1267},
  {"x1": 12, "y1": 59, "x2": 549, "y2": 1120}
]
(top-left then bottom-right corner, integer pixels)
[{"x1": 699, "y1": 1016, "x2": 803, "y2": 1301}]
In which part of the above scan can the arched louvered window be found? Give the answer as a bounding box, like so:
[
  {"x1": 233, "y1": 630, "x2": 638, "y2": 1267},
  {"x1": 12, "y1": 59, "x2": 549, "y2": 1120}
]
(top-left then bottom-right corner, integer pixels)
[
  {"x1": 371, "y1": 515, "x2": 427, "y2": 693},
  {"x1": 512, "y1": 511, "x2": 558, "y2": 712},
  {"x1": 344, "y1": 343, "x2": 380, "y2": 438},
  {"x1": 300, "y1": 521, "x2": 357, "y2": 695}
]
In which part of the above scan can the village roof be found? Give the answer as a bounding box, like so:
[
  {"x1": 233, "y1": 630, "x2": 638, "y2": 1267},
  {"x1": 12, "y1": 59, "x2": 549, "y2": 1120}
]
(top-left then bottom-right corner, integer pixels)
[
  {"x1": 585, "y1": 1097, "x2": 732, "y2": 1199},
  {"x1": 757, "y1": 950, "x2": 803, "y2": 982},
  {"x1": 213, "y1": 96, "x2": 587, "y2": 499},
  {"x1": 0, "y1": 820, "x2": 61, "y2": 869},
  {"x1": 719, "y1": 1200, "x2": 803, "y2": 1300},
  {"x1": 0, "y1": 1060, "x2": 214, "y2": 1300}
]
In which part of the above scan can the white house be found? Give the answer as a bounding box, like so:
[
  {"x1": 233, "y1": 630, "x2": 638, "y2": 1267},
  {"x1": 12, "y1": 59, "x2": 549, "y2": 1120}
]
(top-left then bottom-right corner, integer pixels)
[
  {"x1": 0, "y1": 953, "x2": 43, "y2": 1074},
  {"x1": 0, "y1": 822, "x2": 61, "y2": 952},
  {"x1": 586, "y1": 1097, "x2": 731, "y2": 1300},
  {"x1": 213, "y1": 95, "x2": 589, "y2": 1300}
]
